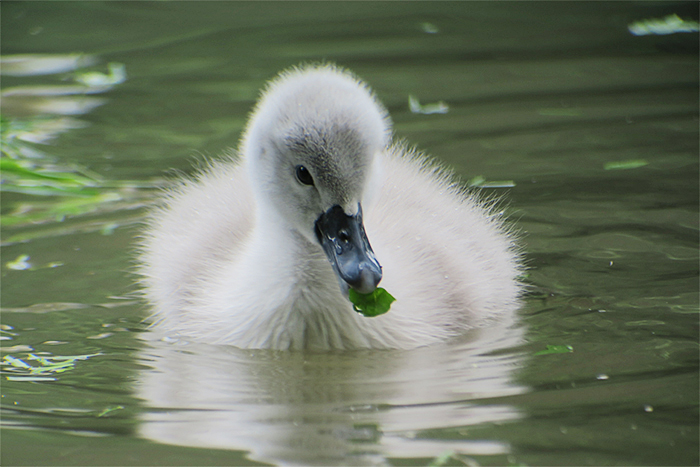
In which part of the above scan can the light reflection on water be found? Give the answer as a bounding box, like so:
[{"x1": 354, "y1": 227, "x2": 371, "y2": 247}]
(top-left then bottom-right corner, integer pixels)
[{"x1": 136, "y1": 317, "x2": 526, "y2": 465}]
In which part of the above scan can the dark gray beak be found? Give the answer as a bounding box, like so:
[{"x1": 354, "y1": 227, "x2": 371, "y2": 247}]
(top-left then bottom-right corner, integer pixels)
[{"x1": 314, "y1": 204, "x2": 382, "y2": 295}]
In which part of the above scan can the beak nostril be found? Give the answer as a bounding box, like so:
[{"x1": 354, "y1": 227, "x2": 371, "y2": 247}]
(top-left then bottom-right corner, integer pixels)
[{"x1": 338, "y1": 229, "x2": 350, "y2": 243}]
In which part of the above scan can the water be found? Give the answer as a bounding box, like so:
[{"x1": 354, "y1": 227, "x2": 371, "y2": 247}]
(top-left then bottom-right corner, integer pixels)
[{"x1": 2, "y1": 2, "x2": 698, "y2": 466}]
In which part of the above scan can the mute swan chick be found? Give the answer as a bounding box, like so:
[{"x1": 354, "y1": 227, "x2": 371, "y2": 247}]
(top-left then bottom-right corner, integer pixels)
[{"x1": 138, "y1": 64, "x2": 522, "y2": 350}]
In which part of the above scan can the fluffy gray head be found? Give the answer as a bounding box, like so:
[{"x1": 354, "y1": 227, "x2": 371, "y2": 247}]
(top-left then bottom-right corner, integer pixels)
[{"x1": 241, "y1": 64, "x2": 392, "y2": 242}]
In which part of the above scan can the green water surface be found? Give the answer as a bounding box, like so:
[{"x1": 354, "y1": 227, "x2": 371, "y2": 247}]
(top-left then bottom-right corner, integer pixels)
[{"x1": 1, "y1": 2, "x2": 698, "y2": 466}]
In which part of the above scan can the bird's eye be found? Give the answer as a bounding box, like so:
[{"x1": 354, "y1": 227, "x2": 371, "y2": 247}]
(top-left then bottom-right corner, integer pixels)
[{"x1": 295, "y1": 165, "x2": 314, "y2": 186}]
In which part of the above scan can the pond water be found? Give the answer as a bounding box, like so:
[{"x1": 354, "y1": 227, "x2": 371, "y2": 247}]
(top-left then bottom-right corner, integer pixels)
[{"x1": 1, "y1": 2, "x2": 698, "y2": 466}]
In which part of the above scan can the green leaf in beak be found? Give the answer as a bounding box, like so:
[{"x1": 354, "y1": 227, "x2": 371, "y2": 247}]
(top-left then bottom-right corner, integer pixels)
[{"x1": 349, "y1": 287, "x2": 396, "y2": 317}]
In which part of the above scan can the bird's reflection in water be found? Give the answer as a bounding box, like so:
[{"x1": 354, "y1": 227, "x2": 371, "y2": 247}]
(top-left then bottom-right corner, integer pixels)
[{"x1": 135, "y1": 315, "x2": 527, "y2": 466}]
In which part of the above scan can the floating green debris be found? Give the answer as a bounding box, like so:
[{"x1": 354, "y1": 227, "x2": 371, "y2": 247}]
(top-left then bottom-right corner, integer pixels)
[
  {"x1": 629, "y1": 14, "x2": 699, "y2": 36},
  {"x1": 534, "y1": 344, "x2": 574, "y2": 356},
  {"x1": 349, "y1": 287, "x2": 396, "y2": 317},
  {"x1": 100, "y1": 222, "x2": 119, "y2": 235},
  {"x1": 1, "y1": 345, "x2": 34, "y2": 353},
  {"x1": 408, "y1": 95, "x2": 449, "y2": 115},
  {"x1": 5, "y1": 254, "x2": 32, "y2": 271},
  {"x1": 6, "y1": 376, "x2": 56, "y2": 382},
  {"x1": 1, "y1": 115, "x2": 160, "y2": 234},
  {"x1": 0, "y1": 54, "x2": 159, "y2": 239},
  {"x1": 97, "y1": 405, "x2": 124, "y2": 418},
  {"x1": 468, "y1": 175, "x2": 516, "y2": 188},
  {"x1": 0, "y1": 158, "x2": 102, "y2": 196},
  {"x1": 420, "y1": 22, "x2": 440, "y2": 34},
  {"x1": 1, "y1": 352, "x2": 102, "y2": 381},
  {"x1": 3, "y1": 254, "x2": 62, "y2": 271},
  {"x1": 604, "y1": 159, "x2": 648, "y2": 171},
  {"x1": 4, "y1": 355, "x2": 32, "y2": 369},
  {"x1": 74, "y1": 62, "x2": 127, "y2": 87}
]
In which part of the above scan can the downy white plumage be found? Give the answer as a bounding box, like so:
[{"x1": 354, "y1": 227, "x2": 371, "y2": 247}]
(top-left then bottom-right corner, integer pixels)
[{"x1": 137, "y1": 64, "x2": 522, "y2": 350}]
